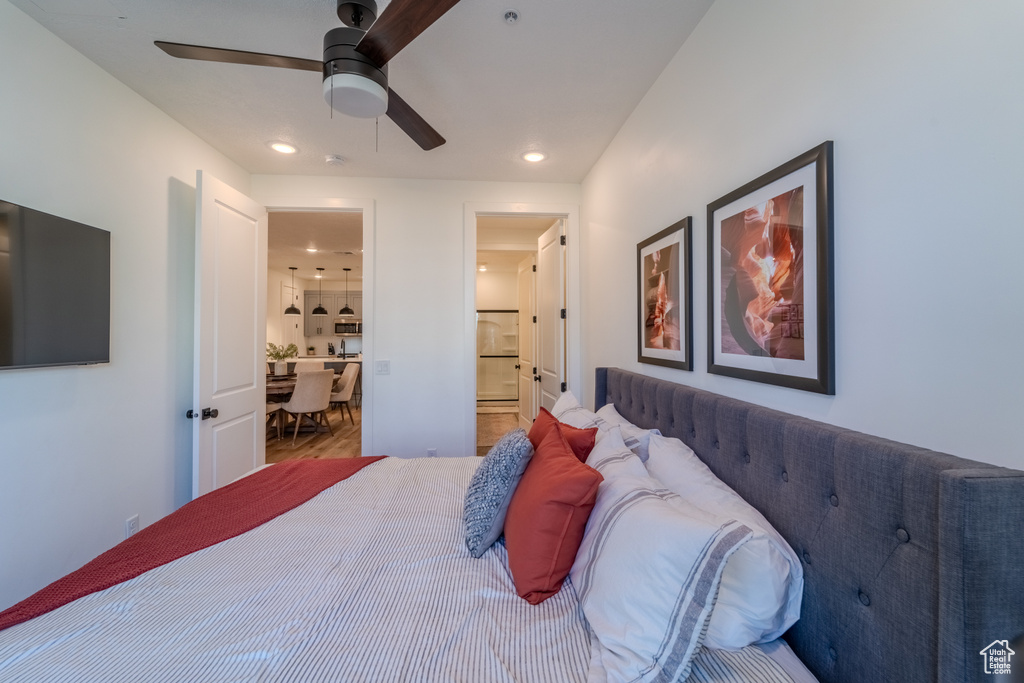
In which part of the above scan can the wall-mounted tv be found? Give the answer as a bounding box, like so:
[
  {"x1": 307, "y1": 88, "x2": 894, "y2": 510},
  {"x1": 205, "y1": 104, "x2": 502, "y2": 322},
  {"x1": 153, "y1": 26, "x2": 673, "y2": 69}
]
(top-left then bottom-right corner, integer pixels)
[{"x1": 0, "y1": 199, "x2": 110, "y2": 370}]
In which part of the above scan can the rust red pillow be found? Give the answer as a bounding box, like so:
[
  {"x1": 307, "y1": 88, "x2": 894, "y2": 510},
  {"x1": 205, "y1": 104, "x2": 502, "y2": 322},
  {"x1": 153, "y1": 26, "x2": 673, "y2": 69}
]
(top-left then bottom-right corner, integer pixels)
[
  {"x1": 528, "y1": 407, "x2": 598, "y2": 463},
  {"x1": 505, "y1": 421, "x2": 604, "y2": 604}
]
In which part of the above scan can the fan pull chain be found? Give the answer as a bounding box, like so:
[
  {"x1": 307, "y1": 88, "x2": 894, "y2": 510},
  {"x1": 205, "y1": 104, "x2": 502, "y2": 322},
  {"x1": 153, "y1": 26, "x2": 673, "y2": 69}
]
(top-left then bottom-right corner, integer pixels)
[{"x1": 376, "y1": 117, "x2": 379, "y2": 153}]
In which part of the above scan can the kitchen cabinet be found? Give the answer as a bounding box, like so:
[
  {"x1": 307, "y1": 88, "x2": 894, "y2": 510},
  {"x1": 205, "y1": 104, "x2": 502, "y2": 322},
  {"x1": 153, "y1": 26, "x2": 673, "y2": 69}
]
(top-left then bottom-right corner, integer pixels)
[
  {"x1": 303, "y1": 290, "x2": 364, "y2": 336},
  {"x1": 303, "y1": 291, "x2": 363, "y2": 335},
  {"x1": 345, "y1": 294, "x2": 362, "y2": 319},
  {"x1": 335, "y1": 291, "x2": 362, "y2": 319},
  {"x1": 304, "y1": 292, "x2": 336, "y2": 336}
]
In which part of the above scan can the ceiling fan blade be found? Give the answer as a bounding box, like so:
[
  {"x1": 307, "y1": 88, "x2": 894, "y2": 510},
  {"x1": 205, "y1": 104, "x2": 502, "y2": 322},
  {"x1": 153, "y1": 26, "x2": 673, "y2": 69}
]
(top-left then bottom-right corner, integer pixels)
[
  {"x1": 386, "y1": 88, "x2": 445, "y2": 150},
  {"x1": 355, "y1": 0, "x2": 462, "y2": 66},
  {"x1": 155, "y1": 41, "x2": 322, "y2": 72}
]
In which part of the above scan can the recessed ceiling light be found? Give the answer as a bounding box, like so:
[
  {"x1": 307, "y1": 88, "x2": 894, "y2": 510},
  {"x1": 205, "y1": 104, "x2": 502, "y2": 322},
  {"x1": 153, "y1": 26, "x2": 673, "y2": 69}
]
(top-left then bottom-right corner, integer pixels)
[
  {"x1": 478, "y1": 264, "x2": 487, "y2": 272},
  {"x1": 271, "y1": 142, "x2": 297, "y2": 154},
  {"x1": 523, "y1": 152, "x2": 545, "y2": 163},
  {"x1": 306, "y1": 248, "x2": 318, "y2": 253}
]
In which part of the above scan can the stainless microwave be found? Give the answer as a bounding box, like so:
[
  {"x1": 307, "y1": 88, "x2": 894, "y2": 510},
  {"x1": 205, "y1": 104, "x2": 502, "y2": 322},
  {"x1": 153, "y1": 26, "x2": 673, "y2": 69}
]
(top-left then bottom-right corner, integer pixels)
[{"x1": 334, "y1": 320, "x2": 362, "y2": 335}]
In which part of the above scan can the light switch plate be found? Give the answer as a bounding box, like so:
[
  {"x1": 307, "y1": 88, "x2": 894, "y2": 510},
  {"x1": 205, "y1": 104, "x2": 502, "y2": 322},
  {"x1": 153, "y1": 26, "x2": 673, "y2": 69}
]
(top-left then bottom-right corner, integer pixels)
[{"x1": 375, "y1": 360, "x2": 390, "y2": 375}]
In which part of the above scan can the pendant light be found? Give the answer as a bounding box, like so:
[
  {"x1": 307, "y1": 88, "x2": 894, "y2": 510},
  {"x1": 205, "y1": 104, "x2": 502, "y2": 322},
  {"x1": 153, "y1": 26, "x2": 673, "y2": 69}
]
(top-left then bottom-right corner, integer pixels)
[
  {"x1": 284, "y1": 267, "x2": 302, "y2": 316},
  {"x1": 338, "y1": 267, "x2": 355, "y2": 317},
  {"x1": 312, "y1": 268, "x2": 328, "y2": 316}
]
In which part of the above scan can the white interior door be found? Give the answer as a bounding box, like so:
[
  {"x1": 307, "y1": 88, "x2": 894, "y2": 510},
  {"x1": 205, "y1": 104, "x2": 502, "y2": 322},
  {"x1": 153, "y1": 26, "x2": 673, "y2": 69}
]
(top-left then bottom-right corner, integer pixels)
[
  {"x1": 536, "y1": 220, "x2": 565, "y2": 412},
  {"x1": 517, "y1": 254, "x2": 538, "y2": 429},
  {"x1": 192, "y1": 171, "x2": 267, "y2": 498}
]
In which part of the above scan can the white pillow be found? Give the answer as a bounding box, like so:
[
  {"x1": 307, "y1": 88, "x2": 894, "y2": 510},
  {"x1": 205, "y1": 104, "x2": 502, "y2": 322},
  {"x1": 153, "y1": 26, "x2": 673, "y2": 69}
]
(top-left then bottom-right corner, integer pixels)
[
  {"x1": 644, "y1": 433, "x2": 803, "y2": 650},
  {"x1": 595, "y1": 403, "x2": 658, "y2": 462},
  {"x1": 551, "y1": 391, "x2": 659, "y2": 462},
  {"x1": 570, "y1": 464, "x2": 755, "y2": 682},
  {"x1": 550, "y1": 390, "x2": 601, "y2": 429},
  {"x1": 584, "y1": 426, "x2": 649, "y2": 479}
]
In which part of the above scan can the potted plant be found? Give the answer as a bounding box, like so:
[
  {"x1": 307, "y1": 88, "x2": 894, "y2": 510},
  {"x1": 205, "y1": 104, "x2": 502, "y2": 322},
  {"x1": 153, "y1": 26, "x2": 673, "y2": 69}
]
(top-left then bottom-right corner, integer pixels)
[
  {"x1": 307, "y1": 345, "x2": 316, "y2": 356},
  {"x1": 266, "y1": 343, "x2": 298, "y2": 375}
]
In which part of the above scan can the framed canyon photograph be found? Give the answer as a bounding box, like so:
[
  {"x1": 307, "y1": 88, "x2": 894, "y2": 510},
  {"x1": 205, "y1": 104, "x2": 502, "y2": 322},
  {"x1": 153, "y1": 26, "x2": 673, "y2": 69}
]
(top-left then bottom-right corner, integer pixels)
[
  {"x1": 638, "y1": 216, "x2": 693, "y2": 371},
  {"x1": 707, "y1": 142, "x2": 835, "y2": 394}
]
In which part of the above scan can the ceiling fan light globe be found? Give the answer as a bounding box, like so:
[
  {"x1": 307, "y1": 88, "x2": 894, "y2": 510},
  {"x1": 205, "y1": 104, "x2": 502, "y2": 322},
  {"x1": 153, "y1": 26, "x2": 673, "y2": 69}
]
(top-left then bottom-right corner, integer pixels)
[{"x1": 323, "y1": 73, "x2": 388, "y2": 118}]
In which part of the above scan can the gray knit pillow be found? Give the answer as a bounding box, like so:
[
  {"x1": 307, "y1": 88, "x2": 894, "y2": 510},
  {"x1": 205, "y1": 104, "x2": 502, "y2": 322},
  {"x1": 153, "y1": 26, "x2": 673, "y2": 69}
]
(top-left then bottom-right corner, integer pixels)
[{"x1": 464, "y1": 428, "x2": 534, "y2": 558}]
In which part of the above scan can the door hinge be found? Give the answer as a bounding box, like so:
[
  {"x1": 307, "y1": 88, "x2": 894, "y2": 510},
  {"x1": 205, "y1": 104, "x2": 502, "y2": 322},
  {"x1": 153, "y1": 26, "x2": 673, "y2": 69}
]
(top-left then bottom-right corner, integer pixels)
[
  {"x1": 532, "y1": 264, "x2": 536, "y2": 272},
  {"x1": 532, "y1": 315, "x2": 537, "y2": 323},
  {"x1": 560, "y1": 308, "x2": 566, "y2": 319},
  {"x1": 559, "y1": 235, "x2": 566, "y2": 246},
  {"x1": 560, "y1": 382, "x2": 567, "y2": 392}
]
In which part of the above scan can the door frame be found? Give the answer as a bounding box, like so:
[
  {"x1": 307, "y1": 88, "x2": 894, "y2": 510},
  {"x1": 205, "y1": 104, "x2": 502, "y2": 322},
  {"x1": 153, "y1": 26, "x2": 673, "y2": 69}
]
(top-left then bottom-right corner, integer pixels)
[
  {"x1": 256, "y1": 194, "x2": 376, "y2": 457},
  {"x1": 463, "y1": 202, "x2": 581, "y2": 457}
]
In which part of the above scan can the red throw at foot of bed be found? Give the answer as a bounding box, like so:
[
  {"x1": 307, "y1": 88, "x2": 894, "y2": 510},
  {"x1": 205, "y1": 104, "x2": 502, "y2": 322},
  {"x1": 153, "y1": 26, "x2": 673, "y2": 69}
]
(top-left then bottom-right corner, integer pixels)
[{"x1": 0, "y1": 457, "x2": 386, "y2": 632}]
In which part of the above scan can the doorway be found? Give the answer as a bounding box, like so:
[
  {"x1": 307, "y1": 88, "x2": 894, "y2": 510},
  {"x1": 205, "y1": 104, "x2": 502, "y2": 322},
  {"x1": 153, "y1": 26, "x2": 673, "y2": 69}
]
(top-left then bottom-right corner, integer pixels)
[
  {"x1": 469, "y1": 206, "x2": 580, "y2": 455},
  {"x1": 266, "y1": 207, "x2": 369, "y2": 459}
]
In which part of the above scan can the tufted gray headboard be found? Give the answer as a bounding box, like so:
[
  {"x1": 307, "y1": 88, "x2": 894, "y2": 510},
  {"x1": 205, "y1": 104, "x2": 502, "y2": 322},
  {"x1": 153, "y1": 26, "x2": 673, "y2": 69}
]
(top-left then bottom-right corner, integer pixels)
[{"x1": 595, "y1": 367, "x2": 1024, "y2": 683}]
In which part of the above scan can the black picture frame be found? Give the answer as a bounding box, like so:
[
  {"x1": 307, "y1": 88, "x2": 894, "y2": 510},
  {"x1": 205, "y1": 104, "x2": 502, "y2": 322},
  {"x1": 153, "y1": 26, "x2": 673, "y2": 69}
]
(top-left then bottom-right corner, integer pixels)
[
  {"x1": 637, "y1": 216, "x2": 693, "y2": 371},
  {"x1": 706, "y1": 142, "x2": 834, "y2": 394}
]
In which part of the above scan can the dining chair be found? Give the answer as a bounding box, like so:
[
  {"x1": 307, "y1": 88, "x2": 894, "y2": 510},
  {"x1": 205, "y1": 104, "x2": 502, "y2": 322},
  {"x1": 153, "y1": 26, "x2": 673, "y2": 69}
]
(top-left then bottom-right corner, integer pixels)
[
  {"x1": 281, "y1": 369, "x2": 335, "y2": 445},
  {"x1": 266, "y1": 401, "x2": 283, "y2": 440},
  {"x1": 329, "y1": 363, "x2": 361, "y2": 425},
  {"x1": 293, "y1": 359, "x2": 325, "y2": 373}
]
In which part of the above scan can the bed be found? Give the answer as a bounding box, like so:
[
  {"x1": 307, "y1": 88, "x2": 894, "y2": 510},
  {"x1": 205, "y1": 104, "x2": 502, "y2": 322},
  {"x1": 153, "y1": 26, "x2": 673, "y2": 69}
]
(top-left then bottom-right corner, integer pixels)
[
  {"x1": 0, "y1": 367, "x2": 1020, "y2": 682},
  {"x1": 593, "y1": 367, "x2": 1024, "y2": 682}
]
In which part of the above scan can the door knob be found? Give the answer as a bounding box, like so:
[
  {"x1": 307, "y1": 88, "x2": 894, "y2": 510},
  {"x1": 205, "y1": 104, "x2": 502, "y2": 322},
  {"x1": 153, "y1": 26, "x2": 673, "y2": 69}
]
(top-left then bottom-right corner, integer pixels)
[{"x1": 201, "y1": 407, "x2": 219, "y2": 420}]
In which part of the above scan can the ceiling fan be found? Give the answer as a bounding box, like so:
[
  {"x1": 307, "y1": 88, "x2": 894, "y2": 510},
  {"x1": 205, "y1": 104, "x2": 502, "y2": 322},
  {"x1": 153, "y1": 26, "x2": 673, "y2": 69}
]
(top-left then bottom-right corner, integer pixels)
[{"x1": 155, "y1": 0, "x2": 461, "y2": 151}]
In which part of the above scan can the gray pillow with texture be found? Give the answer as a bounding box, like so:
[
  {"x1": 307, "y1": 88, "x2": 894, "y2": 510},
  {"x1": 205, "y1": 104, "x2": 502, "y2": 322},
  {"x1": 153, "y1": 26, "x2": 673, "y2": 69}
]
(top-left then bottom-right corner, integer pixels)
[{"x1": 464, "y1": 428, "x2": 534, "y2": 558}]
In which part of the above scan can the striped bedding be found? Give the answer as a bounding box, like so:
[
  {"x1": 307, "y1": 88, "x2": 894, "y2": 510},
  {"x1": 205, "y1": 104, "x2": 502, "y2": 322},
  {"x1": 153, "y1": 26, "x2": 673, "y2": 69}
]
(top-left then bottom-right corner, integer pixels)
[{"x1": 0, "y1": 456, "x2": 804, "y2": 682}]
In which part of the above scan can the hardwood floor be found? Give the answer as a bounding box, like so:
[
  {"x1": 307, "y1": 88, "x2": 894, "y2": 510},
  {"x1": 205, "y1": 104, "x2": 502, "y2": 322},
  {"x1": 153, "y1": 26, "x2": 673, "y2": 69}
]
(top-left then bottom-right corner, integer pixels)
[
  {"x1": 266, "y1": 404, "x2": 361, "y2": 463},
  {"x1": 266, "y1": 405, "x2": 520, "y2": 462},
  {"x1": 476, "y1": 411, "x2": 519, "y2": 456}
]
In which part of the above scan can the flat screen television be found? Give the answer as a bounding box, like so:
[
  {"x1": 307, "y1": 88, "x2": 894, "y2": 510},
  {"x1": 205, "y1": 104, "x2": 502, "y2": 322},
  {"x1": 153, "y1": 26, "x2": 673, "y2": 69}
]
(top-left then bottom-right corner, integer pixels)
[{"x1": 0, "y1": 199, "x2": 110, "y2": 370}]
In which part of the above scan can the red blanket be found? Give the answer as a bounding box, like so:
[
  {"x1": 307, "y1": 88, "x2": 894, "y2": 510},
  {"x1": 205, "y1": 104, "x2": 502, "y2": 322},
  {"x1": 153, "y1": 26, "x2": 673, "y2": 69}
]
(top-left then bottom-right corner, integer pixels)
[{"x1": 0, "y1": 456, "x2": 385, "y2": 632}]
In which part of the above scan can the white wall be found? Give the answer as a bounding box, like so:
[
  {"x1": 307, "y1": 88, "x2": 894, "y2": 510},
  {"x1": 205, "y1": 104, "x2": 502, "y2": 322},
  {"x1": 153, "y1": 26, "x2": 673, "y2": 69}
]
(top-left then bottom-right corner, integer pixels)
[
  {"x1": 0, "y1": 1, "x2": 250, "y2": 610},
  {"x1": 266, "y1": 268, "x2": 308, "y2": 351},
  {"x1": 251, "y1": 176, "x2": 580, "y2": 458},
  {"x1": 476, "y1": 270, "x2": 518, "y2": 309},
  {"x1": 581, "y1": 0, "x2": 1024, "y2": 469}
]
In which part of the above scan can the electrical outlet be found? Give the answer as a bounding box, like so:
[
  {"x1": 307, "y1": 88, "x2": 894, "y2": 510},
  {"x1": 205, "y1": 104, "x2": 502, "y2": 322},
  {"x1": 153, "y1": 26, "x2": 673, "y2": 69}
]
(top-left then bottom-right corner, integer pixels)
[
  {"x1": 375, "y1": 360, "x2": 390, "y2": 375},
  {"x1": 427, "y1": 448, "x2": 438, "y2": 457},
  {"x1": 125, "y1": 514, "x2": 140, "y2": 539}
]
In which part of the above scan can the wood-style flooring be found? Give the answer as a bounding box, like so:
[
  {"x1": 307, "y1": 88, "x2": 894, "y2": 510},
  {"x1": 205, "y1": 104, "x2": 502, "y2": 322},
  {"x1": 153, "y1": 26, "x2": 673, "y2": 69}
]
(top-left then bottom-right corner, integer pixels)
[
  {"x1": 476, "y1": 411, "x2": 519, "y2": 456},
  {"x1": 266, "y1": 407, "x2": 521, "y2": 462},
  {"x1": 266, "y1": 405, "x2": 362, "y2": 463}
]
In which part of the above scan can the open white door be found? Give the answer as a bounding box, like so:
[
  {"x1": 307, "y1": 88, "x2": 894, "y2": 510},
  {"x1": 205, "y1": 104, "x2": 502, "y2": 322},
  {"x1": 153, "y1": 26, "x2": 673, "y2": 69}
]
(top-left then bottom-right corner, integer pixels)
[
  {"x1": 536, "y1": 219, "x2": 566, "y2": 412},
  {"x1": 192, "y1": 171, "x2": 268, "y2": 498},
  {"x1": 517, "y1": 253, "x2": 538, "y2": 430}
]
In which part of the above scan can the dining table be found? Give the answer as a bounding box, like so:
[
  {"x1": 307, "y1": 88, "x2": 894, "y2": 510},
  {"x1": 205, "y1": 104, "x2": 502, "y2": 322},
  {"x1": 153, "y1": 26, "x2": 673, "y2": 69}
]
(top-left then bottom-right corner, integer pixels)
[
  {"x1": 265, "y1": 372, "x2": 339, "y2": 439},
  {"x1": 266, "y1": 374, "x2": 298, "y2": 401}
]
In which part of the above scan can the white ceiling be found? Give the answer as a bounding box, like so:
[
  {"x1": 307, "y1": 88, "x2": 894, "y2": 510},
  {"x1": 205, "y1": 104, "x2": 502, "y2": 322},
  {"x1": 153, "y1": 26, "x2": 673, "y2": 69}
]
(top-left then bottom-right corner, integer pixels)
[
  {"x1": 11, "y1": 0, "x2": 713, "y2": 183},
  {"x1": 269, "y1": 211, "x2": 551, "y2": 282},
  {"x1": 268, "y1": 210, "x2": 362, "y2": 281}
]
